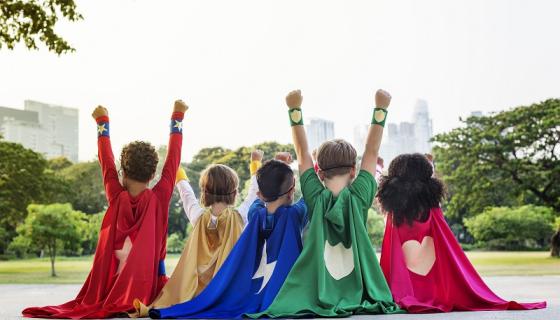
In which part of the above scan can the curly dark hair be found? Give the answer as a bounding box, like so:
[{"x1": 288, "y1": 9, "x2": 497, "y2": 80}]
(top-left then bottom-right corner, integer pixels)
[
  {"x1": 377, "y1": 153, "x2": 446, "y2": 226},
  {"x1": 256, "y1": 159, "x2": 294, "y2": 202},
  {"x1": 120, "y1": 141, "x2": 158, "y2": 183}
]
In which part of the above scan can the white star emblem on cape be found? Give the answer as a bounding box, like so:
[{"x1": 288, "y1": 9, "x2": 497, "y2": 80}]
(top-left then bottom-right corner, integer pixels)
[
  {"x1": 115, "y1": 236, "x2": 132, "y2": 274},
  {"x1": 252, "y1": 240, "x2": 277, "y2": 294}
]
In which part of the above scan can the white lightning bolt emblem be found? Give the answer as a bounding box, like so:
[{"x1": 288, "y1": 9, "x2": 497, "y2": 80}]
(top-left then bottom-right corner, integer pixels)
[{"x1": 251, "y1": 240, "x2": 277, "y2": 294}]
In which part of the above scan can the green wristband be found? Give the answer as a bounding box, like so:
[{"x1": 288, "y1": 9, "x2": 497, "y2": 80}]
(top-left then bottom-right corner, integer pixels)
[
  {"x1": 371, "y1": 108, "x2": 388, "y2": 127},
  {"x1": 288, "y1": 108, "x2": 304, "y2": 126}
]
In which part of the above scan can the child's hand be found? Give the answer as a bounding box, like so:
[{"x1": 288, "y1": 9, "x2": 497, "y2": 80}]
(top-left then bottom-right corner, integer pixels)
[
  {"x1": 375, "y1": 89, "x2": 391, "y2": 109},
  {"x1": 92, "y1": 105, "x2": 108, "y2": 119},
  {"x1": 275, "y1": 152, "x2": 293, "y2": 164},
  {"x1": 286, "y1": 90, "x2": 303, "y2": 109},
  {"x1": 174, "y1": 99, "x2": 189, "y2": 113},
  {"x1": 251, "y1": 149, "x2": 264, "y2": 162}
]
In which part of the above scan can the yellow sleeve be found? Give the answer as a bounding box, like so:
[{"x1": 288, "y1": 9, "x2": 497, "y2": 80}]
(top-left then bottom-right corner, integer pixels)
[
  {"x1": 249, "y1": 160, "x2": 262, "y2": 176},
  {"x1": 175, "y1": 166, "x2": 188, "y2": 184}
]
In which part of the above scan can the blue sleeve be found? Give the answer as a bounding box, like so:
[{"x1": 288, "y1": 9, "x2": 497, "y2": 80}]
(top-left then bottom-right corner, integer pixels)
[
  {"x1": 293, "y1": 198, "x2": 308, "y2": 228},
  {"x1": 247, "y1": 198, "x2": 265, "y2": 222}
]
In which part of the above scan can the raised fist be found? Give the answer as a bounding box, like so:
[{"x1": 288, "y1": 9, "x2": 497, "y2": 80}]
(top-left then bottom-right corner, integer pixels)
[
  {"x1": 174, "y1": 99, "x2": 189, "y2": 113},
  {"x1": 251, "y1": 149, "x2": 264, "y2": 162},
  {"x1": 275, "y1": 152, "x2": 293, "y2": 164},
  {"x1": 375, "y1": 89, "x2": 391, "y2": 109},
  {"x1": 92, "y1": 105, "x2": 108, "y2": 119},
  {"x1": 285, "y1": 90, "x2": 303, "y2": 109}
]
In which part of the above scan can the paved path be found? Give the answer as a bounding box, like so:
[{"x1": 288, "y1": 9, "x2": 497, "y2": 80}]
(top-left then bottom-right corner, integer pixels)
[{"x1": 2, "y1": 276, "x2": 558, "y2": 319}]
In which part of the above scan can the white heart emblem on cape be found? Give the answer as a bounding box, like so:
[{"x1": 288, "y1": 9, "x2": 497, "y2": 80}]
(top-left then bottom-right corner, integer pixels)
[
  {"x1": 402, "y1": 236, "x2": 436, "y2": 276},
  {"x1": 324, "y1": 241, "x2": 354, "y2": 280}
]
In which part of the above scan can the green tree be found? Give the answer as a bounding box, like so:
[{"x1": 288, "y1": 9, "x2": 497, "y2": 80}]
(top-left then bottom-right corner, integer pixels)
[
  {"x1": 433, "y1": 99, "x2": 560, "y2": 255},
  {"x1": 464, "y1": 205, "x2": 555, "y2": 250},
  {"x1": 58, "y1": 161, "x2": 106, "y2": 214},
  {"x1": 16, "y1": 203, "x2": 85, "y2": 276},
  {"x1": 81, "y1": 212, "x2": 104, "y2": 255},
  {"x1": 48, "y1": 157, "x2": 73, "y2": 171},
  {"x1": 0, "y1": 140, "x2": 51, "y2": 252},
  {"x1": 0, "y1": 0, "x2": 82, "y2": 54},
  {"x1": 166, "y1": 233, "x2": 185, "y2": 254},
  {"x1": 366, "y1": 209, "x2": 385, "y2": 248}
]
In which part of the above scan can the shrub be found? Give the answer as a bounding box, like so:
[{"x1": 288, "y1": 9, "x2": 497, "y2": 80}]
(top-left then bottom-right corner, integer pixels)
[
  {"x1": 464, "y1": 205, "x2": 555, "y2": 250},
  {"x1": 167, "y1": 233, "x2": 185, "y2": 254},
  {"x1": 367, "y1": 209, "x2": 385, "y2": 249}
]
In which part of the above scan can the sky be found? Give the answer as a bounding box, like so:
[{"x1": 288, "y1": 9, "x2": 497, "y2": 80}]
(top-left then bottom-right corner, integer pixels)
[{"x1": 1, "y1": 0, "x2": 559, "y2": 162}]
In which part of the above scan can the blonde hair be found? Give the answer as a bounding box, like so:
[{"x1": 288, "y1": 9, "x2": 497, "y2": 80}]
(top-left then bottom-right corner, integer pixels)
[
  {"x1": 199, "y1": 164, "x2": 239, "y2": 207},
  {"x1": 317, "y1": 139, "x2": 357, "y2": 179}
]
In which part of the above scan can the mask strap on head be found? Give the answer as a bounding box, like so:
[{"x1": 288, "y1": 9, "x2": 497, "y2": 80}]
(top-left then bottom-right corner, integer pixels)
[
  {"x1": 264, "y1": 179, "x2": 296, "y2": 202},
  {"x1": 204, "y1": 189, "x2": 237, "y2": 196},
  {"x1": 319, "y1": 164, "x2": 355, "y2": 171}
]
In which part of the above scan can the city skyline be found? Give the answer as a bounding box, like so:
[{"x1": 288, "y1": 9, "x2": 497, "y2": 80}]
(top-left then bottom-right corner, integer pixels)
[
  {"x1": 1, "y1": 0, "x2": 558, "y2": 162},
  {"x1": 0, "y1": 100, "x2": 79, "y2": 162}
]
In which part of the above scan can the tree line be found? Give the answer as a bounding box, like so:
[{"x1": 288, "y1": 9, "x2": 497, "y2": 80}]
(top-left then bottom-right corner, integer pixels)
[{"x1": 0, "y1": 98, "x2": 558, "y2": 276}]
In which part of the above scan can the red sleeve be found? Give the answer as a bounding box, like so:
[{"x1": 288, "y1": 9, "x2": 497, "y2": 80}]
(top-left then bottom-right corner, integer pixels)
[
  {"x1": 96, "y1": 115, "x2": 124, "y2": 203},
  {"x1": 153, "y1": 111, "x2": 184, "y2": 203}
]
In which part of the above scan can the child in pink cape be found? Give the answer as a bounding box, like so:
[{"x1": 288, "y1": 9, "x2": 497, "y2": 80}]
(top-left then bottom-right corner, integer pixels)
[{"x1": 378, "y1": 153, "x2": 546, "y2": 313}]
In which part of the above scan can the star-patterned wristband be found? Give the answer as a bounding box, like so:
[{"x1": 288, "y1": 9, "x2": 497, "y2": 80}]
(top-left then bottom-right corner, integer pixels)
[
  {"x1": 170, "y1": 112, "x2": 184, "y2": 134},
  {"x1": 96, "y1": 116, "x2": 110, "y2": 138},
  {"x1": 288, "y1": 108, "x2": 304, "y2": 126},
  {"x1": 371, "y1": 108, "x2": 388, "y2": 127}
]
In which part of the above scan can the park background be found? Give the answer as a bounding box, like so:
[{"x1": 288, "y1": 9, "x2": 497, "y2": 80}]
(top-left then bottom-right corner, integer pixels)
[{"x1": 0, "y1": 0, "x2": 559, "y2": 319}]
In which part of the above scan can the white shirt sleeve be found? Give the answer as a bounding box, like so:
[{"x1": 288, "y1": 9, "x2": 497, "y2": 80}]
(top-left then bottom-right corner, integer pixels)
[
  {"x1": 237, "y1": 175, "x2": 259, "y2": 225},
  {"x1": 176, "y1": 180, "x2": 205, "y2": 226}
]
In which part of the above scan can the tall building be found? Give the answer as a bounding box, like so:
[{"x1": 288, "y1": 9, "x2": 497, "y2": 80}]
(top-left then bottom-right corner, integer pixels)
[
  {"x1": 0, "y1": 100, "x2": 79, "y2": 162},
  {"x1": 379, "y1": 99, "x2": 433, "y2": 163},
  {"x1": 306, "y1": 118, "x2": 335, "y2": 152},
  {"x1": 353, "y1": 124, "x2": 368, "y2": 155}
]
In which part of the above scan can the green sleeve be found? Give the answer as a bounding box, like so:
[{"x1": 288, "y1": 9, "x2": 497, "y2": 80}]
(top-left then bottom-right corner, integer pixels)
[
  {"x1": 348, "y1": 170, "x2": 377, "y2": 209},
  {"x1": 300, "y1": 168, "x2": 324, "y2": 215}
]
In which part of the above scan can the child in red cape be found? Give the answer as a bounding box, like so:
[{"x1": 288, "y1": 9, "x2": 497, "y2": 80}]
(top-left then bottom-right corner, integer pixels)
[
  {"x1": 378, "y1": 153, "x2": 546, "y2": 313},
  {"x1": 23, "y1": 100, "x2": 188, "y2": 318}
]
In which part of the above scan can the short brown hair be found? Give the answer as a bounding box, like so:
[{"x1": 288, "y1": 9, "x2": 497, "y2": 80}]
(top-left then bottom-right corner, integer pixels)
[
  {"x1": 120, "y1": 141, "x2": 158, "y2": 183},
  {"x1": 317, "y1": 139, "x2": 357, "y2": 179},
  {"x1": 199, "y1": 164, "x2": 239, "y2": 206}
]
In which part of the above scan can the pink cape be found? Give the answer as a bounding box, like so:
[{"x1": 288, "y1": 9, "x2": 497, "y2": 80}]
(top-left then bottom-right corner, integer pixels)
[{"x1": 380, "y1": 207, "x2": 546, "y2": 313}]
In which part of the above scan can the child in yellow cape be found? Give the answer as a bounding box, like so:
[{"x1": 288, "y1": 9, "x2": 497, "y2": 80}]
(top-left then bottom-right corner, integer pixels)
[{"x1": 131, "y1": 151, "x2": 263, "y2": 317}]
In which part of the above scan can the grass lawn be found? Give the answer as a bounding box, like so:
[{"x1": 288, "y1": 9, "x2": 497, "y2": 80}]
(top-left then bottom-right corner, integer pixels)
[{"x1": 0, "y1": 251, "x2": 558, "y2": 284}]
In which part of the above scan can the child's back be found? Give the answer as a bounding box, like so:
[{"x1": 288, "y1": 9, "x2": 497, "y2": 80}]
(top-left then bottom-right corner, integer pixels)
[
  {"x1": 254, "y1": 89, "x2": 402, "y2": 318},
  {"x1": 378, "y1": 153, "x2": 546, "y2": 313},
  {"x1": 150, "y1": 157, "x2": 309, "y2": 319},
  {"x1": 23, "y1": 101, "x2": 187, "y2": 319}
]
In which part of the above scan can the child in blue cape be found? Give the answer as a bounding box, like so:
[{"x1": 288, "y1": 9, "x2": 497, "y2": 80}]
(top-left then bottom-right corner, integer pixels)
[{"x1": 150, "y1": 153, "x2": 307, "y2": 319}]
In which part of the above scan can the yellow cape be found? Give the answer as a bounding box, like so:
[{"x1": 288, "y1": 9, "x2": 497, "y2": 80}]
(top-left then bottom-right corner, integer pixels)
[{"x1": 131, "y1": 207, "x2": 244, "y2": 317}]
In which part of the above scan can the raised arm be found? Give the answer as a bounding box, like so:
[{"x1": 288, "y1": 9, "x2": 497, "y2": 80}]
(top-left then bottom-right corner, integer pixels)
[
  {"x1": 360, "y1": 89, "x2": 391, "y2": 176},
  {"x1": 286, "y1": 90, "x2": 314, "y2": 174},
  {"x1": 153, "y1": 100, "x2": 188, "y2": 201},
  {"x1": 92, "y1": 106, "x2": 124, "y2": 203},
  {"x1": 237, "y1": 150, "x2": 263, "y2": 223},
  {"x1": 175, "y1": 167, "x2": 205, "y2": 226}
]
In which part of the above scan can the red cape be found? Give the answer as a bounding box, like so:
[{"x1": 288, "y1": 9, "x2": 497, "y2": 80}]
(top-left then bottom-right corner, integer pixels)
[
  {"x1": 380, "y1": 208, "x2": 546, "y2": 313},
  {"x1": 22, "y1": 190, "x2": 168, "y2": 318},
  {"x1": 23, "y1": 112, "x2": 183, "y2": 318}
]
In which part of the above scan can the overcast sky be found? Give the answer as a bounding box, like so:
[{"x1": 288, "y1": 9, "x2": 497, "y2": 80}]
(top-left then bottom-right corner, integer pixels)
[{"x1": 1, "y1": 0, "x2": 559, "y2": 162}]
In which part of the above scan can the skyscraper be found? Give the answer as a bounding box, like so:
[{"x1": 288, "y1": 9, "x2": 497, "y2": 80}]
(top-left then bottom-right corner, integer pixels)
[
  {"x1": 379, "y1": 99, "x2": 433, "y2": 163},
  {"x1": 306, "y1": 118, "x2": 335, "y2": 152},
  {"x1": 0, "y1": 100, "x2": 79, "y2": 162},
  {"x1": 352, "y1": 124, "x2": 368, "y2": 155}
]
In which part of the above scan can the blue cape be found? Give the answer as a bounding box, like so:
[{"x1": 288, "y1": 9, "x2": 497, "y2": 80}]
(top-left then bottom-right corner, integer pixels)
[{"x1": 150, "y1": 199, "x2": 307, "y2": 319}]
